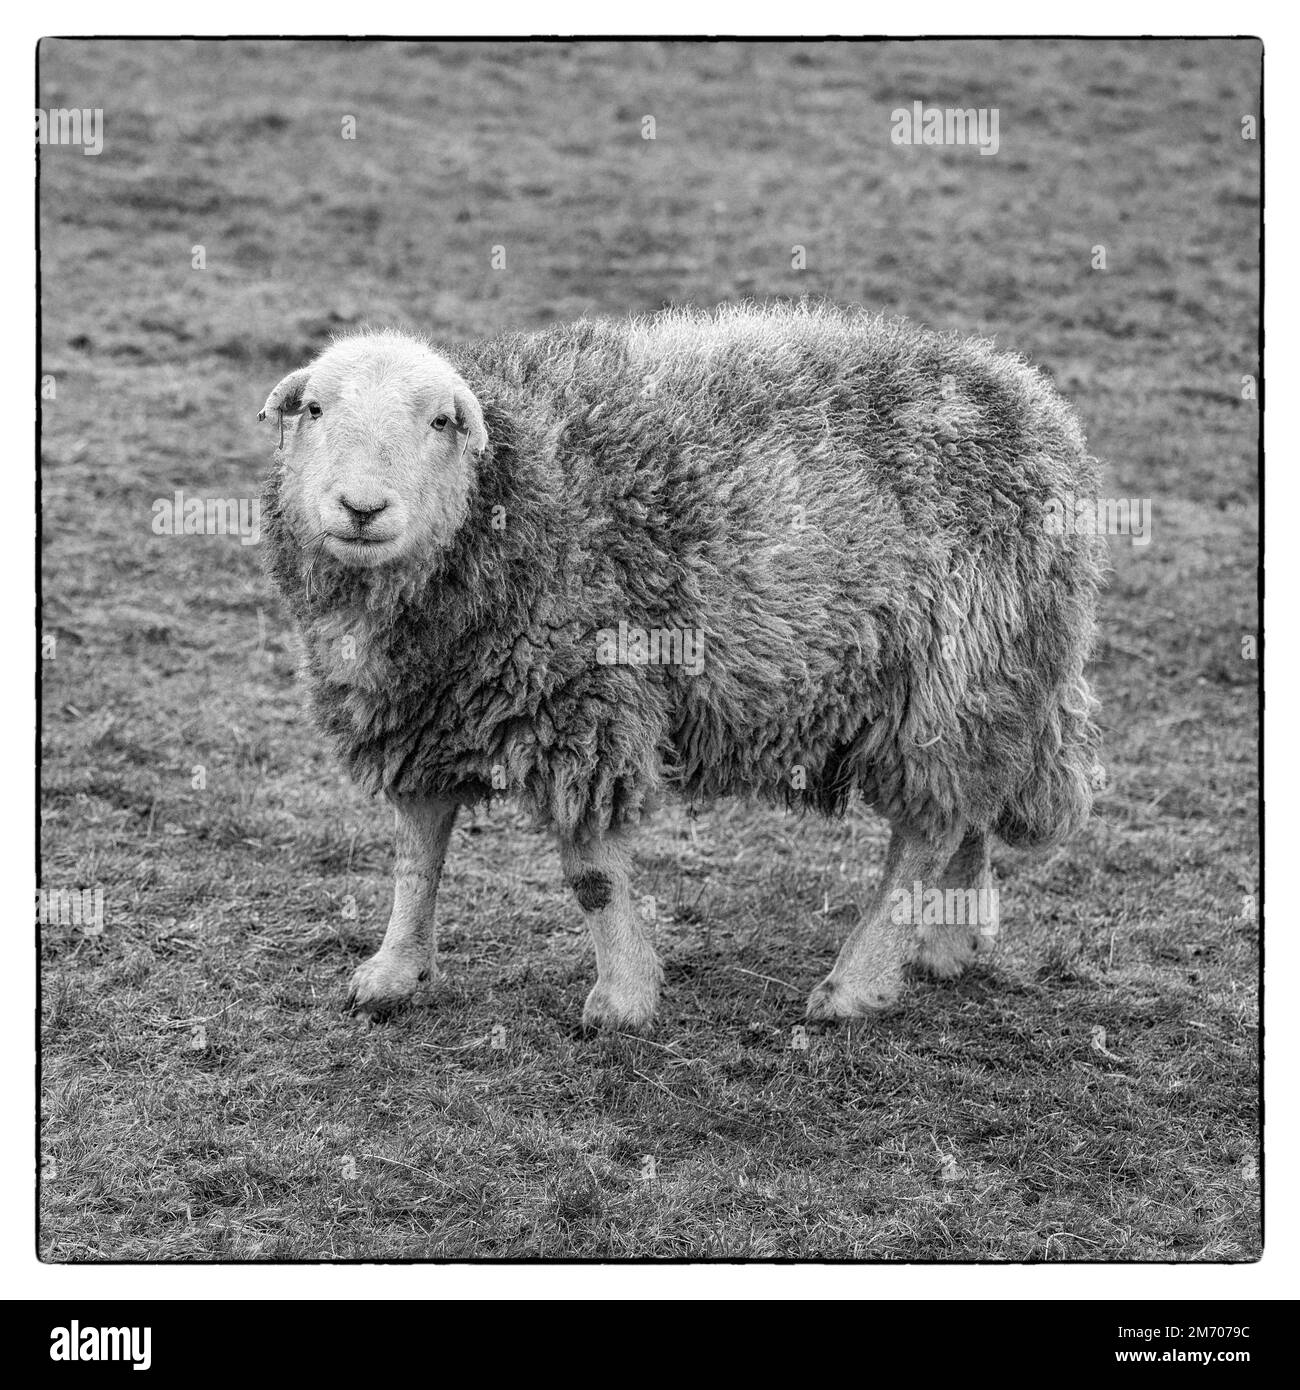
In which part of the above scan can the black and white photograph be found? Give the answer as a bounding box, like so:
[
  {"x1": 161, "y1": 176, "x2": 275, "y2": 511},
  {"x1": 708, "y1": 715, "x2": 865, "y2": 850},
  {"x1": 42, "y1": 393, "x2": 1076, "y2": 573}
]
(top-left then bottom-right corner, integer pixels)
[{"x1": 27, "y1": 15, "x2": 1277, "y2": 1304}]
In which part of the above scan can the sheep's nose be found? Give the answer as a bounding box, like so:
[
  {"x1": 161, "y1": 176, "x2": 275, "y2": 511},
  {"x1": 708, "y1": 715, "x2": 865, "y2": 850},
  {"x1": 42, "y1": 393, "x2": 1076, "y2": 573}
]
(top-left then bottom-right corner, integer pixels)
[{"x1": 340, "y1": 496, "x2": 388, "y2": 526}]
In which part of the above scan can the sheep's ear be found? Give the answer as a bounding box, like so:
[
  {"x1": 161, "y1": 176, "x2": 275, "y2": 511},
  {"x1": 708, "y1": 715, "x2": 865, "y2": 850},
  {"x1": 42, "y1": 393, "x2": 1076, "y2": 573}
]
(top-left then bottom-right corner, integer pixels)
[
  {"x1": 453, "y1": 380, "x2": 488, "y2": 458},
  {"x1": 257, "y1": 368, "x2": 311, "y2": 422}
]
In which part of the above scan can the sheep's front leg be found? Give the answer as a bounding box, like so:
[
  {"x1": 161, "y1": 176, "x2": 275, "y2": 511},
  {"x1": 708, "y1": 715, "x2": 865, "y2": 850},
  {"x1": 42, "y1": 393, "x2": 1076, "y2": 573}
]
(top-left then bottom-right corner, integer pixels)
[
  {"x1": 807, "y1": 822, "x2": 961, "y2": 1020},
  {"x1": 915, "y1": 828, "x2": 999, "y2": 978},
  {"x1": 559, "y1": 832, "x2": 662, "y2": 1031},
  {"x1": 346, "y1": 795, "x2": 458, "y2": 1018}
]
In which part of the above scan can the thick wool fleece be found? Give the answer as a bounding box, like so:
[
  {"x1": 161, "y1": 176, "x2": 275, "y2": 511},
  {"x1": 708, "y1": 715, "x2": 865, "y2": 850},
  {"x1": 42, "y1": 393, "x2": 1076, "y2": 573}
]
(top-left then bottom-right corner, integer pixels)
[{"x1": 262, "y1": 304, "x2": 1105, "y2": 848}]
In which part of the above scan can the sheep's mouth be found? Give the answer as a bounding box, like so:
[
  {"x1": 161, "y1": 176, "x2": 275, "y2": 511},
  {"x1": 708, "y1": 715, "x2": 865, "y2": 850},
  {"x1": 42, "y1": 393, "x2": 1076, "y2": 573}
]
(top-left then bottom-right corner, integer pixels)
[{"x1": 323, "y1": 532, "x2": 402, "y2": 564}]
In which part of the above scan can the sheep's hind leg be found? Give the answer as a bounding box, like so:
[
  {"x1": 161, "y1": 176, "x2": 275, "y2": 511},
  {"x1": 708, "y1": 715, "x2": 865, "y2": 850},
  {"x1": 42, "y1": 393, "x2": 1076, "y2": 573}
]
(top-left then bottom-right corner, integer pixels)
[
  {"x1": 806, "y1": 822, "x2": 961, "y2": 1021},
  {"x1": 346, "y1": 795, "x2": 458, "y2": 1018},
  {"x1": 915, "y1": 827, "x2": 999, "y2": 979},
  {"x1": 559, "y1": 832, "x2": 662, "y2": 1031}
]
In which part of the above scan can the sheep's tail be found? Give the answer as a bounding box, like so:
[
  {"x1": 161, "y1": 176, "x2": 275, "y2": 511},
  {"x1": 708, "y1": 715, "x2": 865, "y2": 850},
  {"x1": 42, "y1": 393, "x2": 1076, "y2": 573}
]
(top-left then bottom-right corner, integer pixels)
[{"x1": 994, "y1": 665, "x2": 1103, "y2": 850}]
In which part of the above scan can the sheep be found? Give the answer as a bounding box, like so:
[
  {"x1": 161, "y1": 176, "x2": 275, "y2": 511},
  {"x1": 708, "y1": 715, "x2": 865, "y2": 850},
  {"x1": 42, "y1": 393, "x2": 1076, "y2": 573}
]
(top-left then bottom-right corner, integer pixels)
[{"x1": 258, "y1": 303, "x2": 1105, "y2": 1030}]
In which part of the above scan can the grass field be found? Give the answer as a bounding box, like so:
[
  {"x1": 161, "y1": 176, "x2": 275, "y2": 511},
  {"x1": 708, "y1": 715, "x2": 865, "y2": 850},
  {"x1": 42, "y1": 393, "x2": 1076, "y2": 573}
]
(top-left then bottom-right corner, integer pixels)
[{"x1": 38, "y1": 38, "x2": 1260, "y2": 1260}]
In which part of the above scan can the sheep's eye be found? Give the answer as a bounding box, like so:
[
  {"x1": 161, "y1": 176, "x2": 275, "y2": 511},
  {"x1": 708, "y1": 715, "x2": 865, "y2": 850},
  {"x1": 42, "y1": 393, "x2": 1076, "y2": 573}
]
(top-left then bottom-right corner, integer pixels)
[
  {"x1": 306, "y1": 402, "x2": 322, "y2": 419},
  {"x1": 431, "y1": 414, "x2": 450, "y2": 431}
]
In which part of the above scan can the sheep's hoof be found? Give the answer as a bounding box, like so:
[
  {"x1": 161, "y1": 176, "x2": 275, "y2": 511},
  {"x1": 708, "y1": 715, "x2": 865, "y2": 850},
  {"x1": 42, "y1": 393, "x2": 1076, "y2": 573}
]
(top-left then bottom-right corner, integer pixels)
[
  {"x1": 345, "y1": 953, "x2": 428, "y2": 1019},
  {"x1": 805, "y1": 973, "x2": 899, "y2": 1021},
  {"x1": 916, "y1": 928, "x2": 977, "y2": 979},
  {"x1": 916, "y1": 923, "x2": 999, "y2": 978},
  {"x1": 581, "y1": 981, "x2": 658, "y2": 1034}
]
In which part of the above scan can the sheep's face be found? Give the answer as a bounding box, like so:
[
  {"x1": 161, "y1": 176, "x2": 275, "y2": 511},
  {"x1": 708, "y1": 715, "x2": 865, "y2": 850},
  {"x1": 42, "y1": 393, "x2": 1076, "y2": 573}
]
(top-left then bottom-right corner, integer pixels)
[{"x1": 261, "y1": 333, "x2": 488, "y2": 571}]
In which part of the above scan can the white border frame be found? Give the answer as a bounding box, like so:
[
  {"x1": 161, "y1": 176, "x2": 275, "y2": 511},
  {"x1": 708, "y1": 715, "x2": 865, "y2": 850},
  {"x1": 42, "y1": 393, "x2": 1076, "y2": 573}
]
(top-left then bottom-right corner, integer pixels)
[{"x1": 9, "y1": 2, "x2": 1287, "y2": 1300}]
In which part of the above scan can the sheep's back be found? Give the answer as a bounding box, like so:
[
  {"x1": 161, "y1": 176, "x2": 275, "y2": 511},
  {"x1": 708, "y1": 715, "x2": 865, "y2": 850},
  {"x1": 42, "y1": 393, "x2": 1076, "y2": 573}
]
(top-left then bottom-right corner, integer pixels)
[{"x1": 420, "y1": 305, "x2": 1105, "y2": 838}]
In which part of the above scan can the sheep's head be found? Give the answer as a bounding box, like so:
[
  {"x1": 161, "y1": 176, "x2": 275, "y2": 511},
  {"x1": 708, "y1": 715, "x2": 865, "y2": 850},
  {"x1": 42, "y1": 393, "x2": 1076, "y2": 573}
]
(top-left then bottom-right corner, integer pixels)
[{"x1": 260, "y1": 330, "x2": 488, "y2": 572}]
